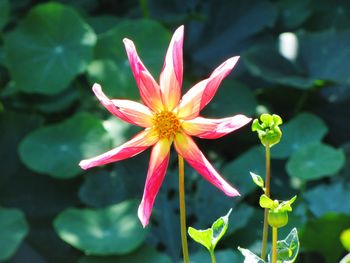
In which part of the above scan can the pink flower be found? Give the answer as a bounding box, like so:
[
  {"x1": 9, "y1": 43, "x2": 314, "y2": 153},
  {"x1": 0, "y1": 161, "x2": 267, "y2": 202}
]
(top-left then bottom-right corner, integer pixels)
[{"x1": 79, "y1": 26, "x2": 251, "y2": 227}]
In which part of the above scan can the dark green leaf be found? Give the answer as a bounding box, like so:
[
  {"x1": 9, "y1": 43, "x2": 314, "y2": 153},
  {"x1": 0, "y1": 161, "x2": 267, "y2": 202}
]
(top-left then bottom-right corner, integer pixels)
[
  {"x1": 53, "y1": 200, "x2": 147, "y2": 255},
  {"x1": 0, "y1": 207, "x2": 29, "y2": 261},
  {"x1": 4, "y1": 2, "x2": 96, "y2": 94},
  {"x1": 19, "y1": 112, "x2": 112, "y2": 179},
  {"x1": 277, "y1": 0, "x2": 312, "y2": 29},
  {"x1": 286, "y1": 143, "x2": 345, "y2": 180}
]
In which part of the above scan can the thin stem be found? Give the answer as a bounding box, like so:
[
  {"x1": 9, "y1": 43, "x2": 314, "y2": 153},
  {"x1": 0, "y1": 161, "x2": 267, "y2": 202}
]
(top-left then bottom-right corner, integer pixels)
[
  {"x1": 210, "y1": 250, "x2": 217, "y2": 263},
  {"x1": 261, "y1": 145, "x2": 271, "y2": 260},
  {"x1": 272, "y1": 227, "x2": 278, "y2": 263},
  {"x1": 178, "y1": 155, "x2": 189, "y2": 263}
]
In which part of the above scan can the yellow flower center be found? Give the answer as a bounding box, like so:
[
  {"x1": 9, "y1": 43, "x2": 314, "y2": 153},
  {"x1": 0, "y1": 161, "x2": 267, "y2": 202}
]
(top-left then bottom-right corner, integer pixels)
[{"x1": 153, "y1": 111, "x2": 180, "y2": 139}]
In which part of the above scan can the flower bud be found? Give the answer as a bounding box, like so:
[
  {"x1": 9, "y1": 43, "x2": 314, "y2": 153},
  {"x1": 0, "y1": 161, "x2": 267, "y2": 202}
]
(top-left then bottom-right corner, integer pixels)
[
  {"x1": 251, "y1": 113, "x2": 282, "y2": 148},
  {"x1": 268, "y1": 210, "x2": 288, "y2": 228}
]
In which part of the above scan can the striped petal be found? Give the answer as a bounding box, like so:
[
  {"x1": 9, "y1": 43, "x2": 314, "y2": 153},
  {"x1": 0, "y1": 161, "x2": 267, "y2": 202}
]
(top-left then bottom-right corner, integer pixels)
[
  {"x1": 79, "y1": 129, "x2": 158, "y2": 170},
  {"x1": 182, "y1": 115, "x2": 251, "y2": 139},
  {"x1": 174, "y1": 132, "x2": 239, "y2": 197},
  {"x1": 93, "y1": 83, "x2": 153, "y2": 127},
  {"x1": 159, "y1": 26, "x2": 184, "y2": 111},
  {"x1": 123, "y1": 38, "x2": 163, "y2": 111},
  {"x1": 138, "y1": 138, "x2": 171, "y2": 227},
  {"x1": 177, "y1": 56, "x2": 239, "y2": 119}
]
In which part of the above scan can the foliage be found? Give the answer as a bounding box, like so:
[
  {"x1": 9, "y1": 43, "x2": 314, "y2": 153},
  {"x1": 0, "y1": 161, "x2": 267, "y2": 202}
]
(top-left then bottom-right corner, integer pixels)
[{"x1": 1, "y1": 0, "x2": 350, "y2": 262}]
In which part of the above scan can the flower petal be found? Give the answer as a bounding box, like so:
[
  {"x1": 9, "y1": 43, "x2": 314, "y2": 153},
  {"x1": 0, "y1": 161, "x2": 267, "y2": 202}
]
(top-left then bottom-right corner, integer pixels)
[
  {"x1": 79, "y1": 129, "x2": 158, "y2": 170},
  {"x1": 174, "y1": 132, "x2": 239, "y2": 197},
  {"x1": 182, "y1": 115, "x2": 251, "y2": 139},
  {"x1": 92, "y1": 83, "x2": 153, "y2": 127},
  {"x1": 123, "y1": 38, "x2": 163, "y2": 111},
  {"x1": 159, "y1": 25, "x2": 184, "y2": 110},
  {"x1": 177, "y1": 56, "x2": 240, "y2": 119},
  {"x1": 138, "y1": 138, "x2": 171, "y2": 227}
]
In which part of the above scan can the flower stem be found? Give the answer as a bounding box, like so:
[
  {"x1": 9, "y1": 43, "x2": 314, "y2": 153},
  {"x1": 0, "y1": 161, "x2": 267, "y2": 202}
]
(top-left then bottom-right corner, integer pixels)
[
  {"x1": 261, "y1": 145, "x2": 271, "y2": 260},
  {"x1": 210, "y1": 250, "x2": 217, "y2": 263},
  {"x1": 178, "y1": 155, "x2": 189, "y2": 263},
  {"x1": 272, "y1": 227, "x2": 278, "y2": 263}
]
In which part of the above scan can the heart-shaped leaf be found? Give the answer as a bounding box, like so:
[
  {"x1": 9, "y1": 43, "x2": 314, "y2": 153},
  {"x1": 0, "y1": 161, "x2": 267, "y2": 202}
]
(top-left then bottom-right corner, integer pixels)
[{"x1": 276, "y1": 228, "x2": 299, "y2": 263}]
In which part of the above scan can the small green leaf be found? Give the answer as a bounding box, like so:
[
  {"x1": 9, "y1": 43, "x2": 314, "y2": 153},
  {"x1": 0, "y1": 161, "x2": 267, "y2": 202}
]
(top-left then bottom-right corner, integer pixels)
[
  {"x1": 0, "y1": 207, "x2": 29, "y2": 261},
  {"x1": 286, "y1": 143, "x2": 345, "y2": 180},
  {"x1": 250, "y1": 172, "x2": 265, "y2": 191},
  {"x1": 279, "y1": 196, "x2": 297, "y2": 212},
  {"x1": 276, "y1": 228, "x2": 300, "y2": 263},
  {"x1": 188, "y1": 228, "x2": 213, "y2": 252},
  {"x1": 259, "y1": 194, "x2": 274, "y2": 209},
  {"x1": 341, "y1": 229, "x2": 350, "y2": 252},
  {"x1": 211, "y1": 209, "x2": 232, "y2": 249},
  {"x1": 4, "y1": 2, "x2": 96, "y2": 94},
  {"x1": 53, "y1": 200, "x2": 147, "y2": 255},
  {"x1": 238, "y1": 247, "x2": 265, "y2": 263}
]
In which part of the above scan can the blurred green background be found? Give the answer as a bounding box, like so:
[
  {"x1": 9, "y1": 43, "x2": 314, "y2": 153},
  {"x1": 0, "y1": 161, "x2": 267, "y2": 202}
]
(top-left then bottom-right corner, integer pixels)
[{"x1": 1, "y1": 0, "x2": 350, "y2": 262}]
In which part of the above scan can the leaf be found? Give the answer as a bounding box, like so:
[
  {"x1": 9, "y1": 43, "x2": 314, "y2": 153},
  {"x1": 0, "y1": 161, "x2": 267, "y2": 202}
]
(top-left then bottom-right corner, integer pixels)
[
  {"x1": 250, "y1": 172, "x2": 264, "y2": 190},
  {"x1": 188, "y1": 228, "x2": 213, "y2": 252},
  {"x1": 341, "y1": 229, "x2": 350, "y2": 252},
  {"x1": 259, "y1": 194, "x2": 274, "y2": 209},
  {"x1": 276, "y1": 0, "x2": 312, "y2": 29},
  {"x1": 279, "y1": 196, "x2": 297, "y2": 212},
  {"x1": 286, "y1": 143, "x2": 345, "y2": 180},
  {"x1": 3, "y1": 2, "x2": 96, "y2": 94},
  {"x1": 304, "y1": 182, "x2": 350, "y2": 217},
  {"x1": 53, "y1": 200, "x2": 147, "y2": 256},
  {"x1": 272, "y1": 112, "x2": 328, "y2": 159},
  {"x1": 276, "y1": 228, "x2": 299, "y2": 263},
  {"x1": 91, "y1": 19, "x2": 171, "y2": 98},
  {"x1": 78, "y1": 245, "x2": 172, "y2": 263},
  {"x1": 18, "y1": 112, "x2": 112, "y2": 179},
  {"x1": 0, "y1": 0, "x2": 9, "y2": 30},
  {"x1": 211, "y1": 209, "x2": 232, "y2": 249},
  {"x1": 238, "y1": 247, "x2": 265, "y2": 263},
  {"x1": 0, "y1": 207, "x2": 29, "y2": 261},
  {"x1": 300, "y1": 213, "x2": 350, "y2": 263}
]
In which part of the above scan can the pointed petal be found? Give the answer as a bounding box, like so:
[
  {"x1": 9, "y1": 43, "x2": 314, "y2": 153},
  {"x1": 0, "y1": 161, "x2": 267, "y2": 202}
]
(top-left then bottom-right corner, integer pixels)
[
  {"x1": 123, "y1": 38, "x2": 163, "y2": 111},
  {"x1": 174, "y1": 132, "x2": 239, "y2": 196},
  {"x1": 159, "y1": 26, "x2": 184, "y2": 110},
  {"x1": 92, "y1": 83, "x2": 153, "y2": 127},
  {"x1": 177, "y1": 56, "x2": 240, "y2": 119},
  {"x1": 138, "y1": 138, "x2": 171, "y2": 227},
  {"x1": 182, "y1": 115, "x2": 251, "y2": 139},
  {"x1": 79, "y1": 129, "x2": 158, "y2": 170}
]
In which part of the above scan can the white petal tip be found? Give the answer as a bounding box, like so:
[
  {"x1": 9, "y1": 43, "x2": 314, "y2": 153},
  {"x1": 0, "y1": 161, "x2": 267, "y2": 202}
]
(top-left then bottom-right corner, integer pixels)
[
  {"x1": 79, "y1": 160, "x2": 89, "y2": 170},
  {"x1": 92, "y1": 83, "x2": 102, "y2": 92},
  {"x1": 137, "y1": 203, "x2": 149, "y2": 228}
]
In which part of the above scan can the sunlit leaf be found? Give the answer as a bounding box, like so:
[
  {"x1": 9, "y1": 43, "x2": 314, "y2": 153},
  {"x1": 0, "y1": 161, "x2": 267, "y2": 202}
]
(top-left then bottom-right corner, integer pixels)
[
  {"x1": 276, "y1": 228, "x2": 299, "y2": 263},
  {"x1": 238, "y1": 247, "x2": 265, "y2": 263},
  {"x1": 3, "y1": 2, "x2": 96, "y2": 94},
  {"x1": 54, "y1": 200, "x2": 147, "y2": 255},
  {"x1": 340, "y1": 229, "x2": 350, "y2": 252},
  {"x1": 0, "y1": 207, "x2": 29, "y2": 261}
]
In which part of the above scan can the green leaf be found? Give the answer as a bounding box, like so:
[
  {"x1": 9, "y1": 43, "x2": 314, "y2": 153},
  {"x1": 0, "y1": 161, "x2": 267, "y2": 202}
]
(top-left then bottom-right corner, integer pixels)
[
  {"x1": 286, "y1": 143, "x2": 345, "y2": 180},
  {"x1": 19, "y1": 112, "x2": 112, "y2": 179},
  {"x1": 78, "y1": 245, "x2": 172, "y2": 263},
  {"x1": 276, "y1": 0, "x2": 312, "y2": 29},
  {"x1": 238, "y1": 247, "x2": 265, "y2": 263},
  {"x1": 0, "y1": 207, "x2": 29, "y2": 261},
  {"x1": 276, "y1": 228, "x2": 299, "y2": 263},
  {"x1": 0, "y1": 0, "x2": 9, "y2": 30},
  {"x1": 259, "y1": 194, "x2": 274, "y2": 209},
  {"x1": 272, "y1": 113, "x2": 328, "y2": 159},
  {"x1": 300, "y1": 213, "x2": 350, "y2": 263},
  {"x1": 188, "y1": 209, "x2": 232, "y2": 252},
  {"x1": 53, "y1": 200, "x2": 147, "y2": 255},
  {"x1": 91, "y1": 19, "x2": 171, "y2": 99},
  {"x1": 304, "y1": 182, "x2": 350, "y2": 217},
  {"x1": 341, "y1": 229, "x2": 350, "y2": 252},
  {"x1": 250, "y1": 172, "x2": 265, "y2": 190},
  {"x1": 279, "y1": 196, "x2": 297, "y2": 212},
  {"x1": 3, "y1": 2, "x2": 96, "y2": 94}
]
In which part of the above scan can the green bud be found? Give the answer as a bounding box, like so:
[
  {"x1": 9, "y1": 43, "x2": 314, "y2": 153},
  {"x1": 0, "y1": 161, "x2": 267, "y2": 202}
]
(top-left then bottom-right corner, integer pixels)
[
  {"x1": 251, "y1": 113, "x2": 283, "y2": 148},
  {"x1": 268, "y1": 210, "x2": 289, "y2": 228}
]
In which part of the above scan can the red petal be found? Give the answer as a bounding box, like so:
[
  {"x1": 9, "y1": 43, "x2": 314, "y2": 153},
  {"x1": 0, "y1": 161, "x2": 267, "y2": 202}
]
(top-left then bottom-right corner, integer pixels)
[
  {"x1": 79, "y1": 129, "x2": 158, "y2": 170},
  {"x1": 159, "y1": 26, "x2": 184, "y2": 110},
  {"x1": 174, "y1": 132, "x2": 239, "y2": 196},
  {"x1": 177, "y1": 56, "x2": 239, "y2": 119},
  {"x1": 123, "y1": 39, "x2": 164, "y2": 111},
  {"x1": 92, "y1": 83, "x2": 153, "y2": 127},
  {"x1": 182, "y1": 115, "x2": 251, "y2": 139},
  {"x1": 138, "y1": 138, "x2": 171, "y2": 227}
]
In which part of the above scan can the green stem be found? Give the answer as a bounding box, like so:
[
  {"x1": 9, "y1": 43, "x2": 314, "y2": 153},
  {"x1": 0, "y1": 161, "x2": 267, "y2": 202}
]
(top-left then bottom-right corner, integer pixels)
[
  {"x1": 139, "y1": 0, "x2": 149, "y2": 18},
  {"x1": 272, "y1": 227, "x2": 278, "y2": 263},
  {"x1": 178, "y1": 155, "x2": 189, "y2": 263},
  {"x1": 261, "y1": 145, "x2": 271, "y2": 260},
  {"x1": 210, "y1": 250, "x2": 217, "y2": 263}
]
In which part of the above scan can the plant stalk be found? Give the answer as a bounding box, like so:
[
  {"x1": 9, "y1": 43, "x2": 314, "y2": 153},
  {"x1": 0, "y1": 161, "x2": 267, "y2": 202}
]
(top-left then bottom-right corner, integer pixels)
[
  {"x1": 272, "y1": 227, "x2": 278, "y2": 263},
  {"x1": 178, "y1": 155, "x2": 189, "y2": 263},
  {"x1": 210, "y1": 250, "x2": 217, "y2": 263},
  {"x1": 261, "y1": 145, "x2": 271, "y2": 260}
]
